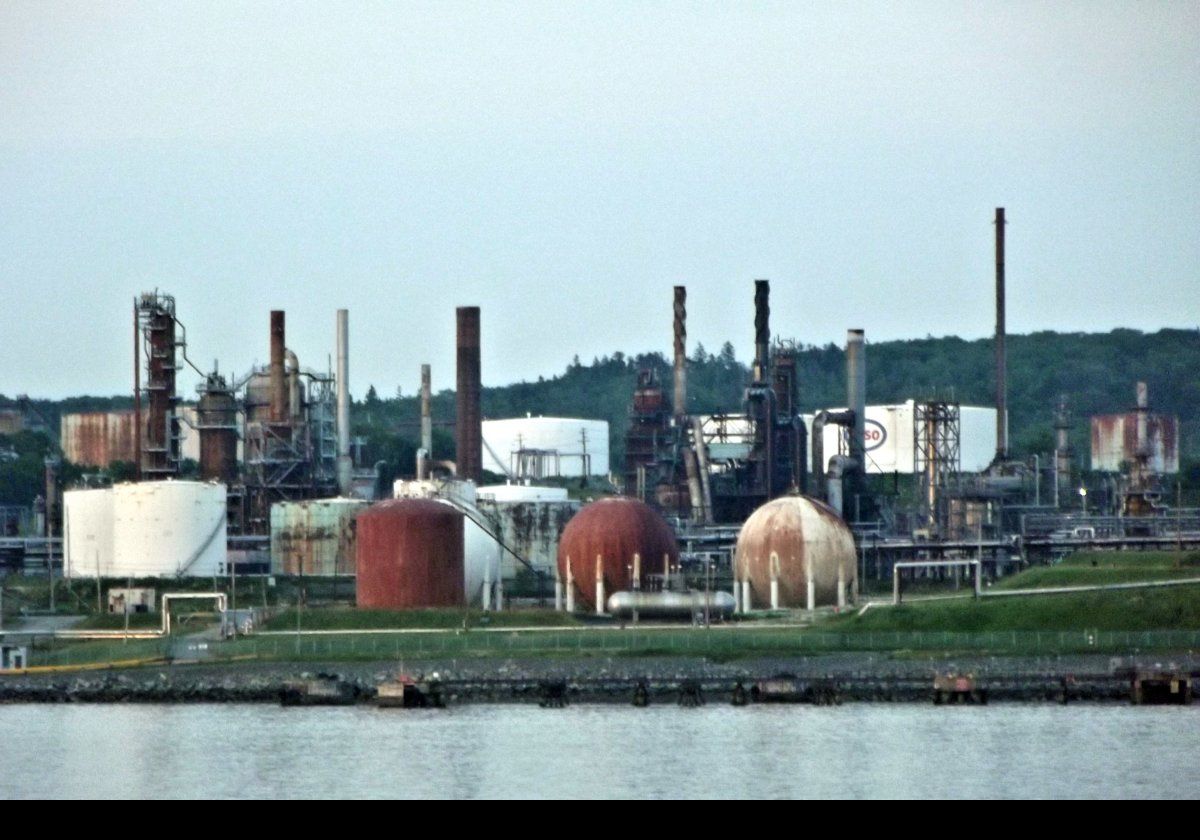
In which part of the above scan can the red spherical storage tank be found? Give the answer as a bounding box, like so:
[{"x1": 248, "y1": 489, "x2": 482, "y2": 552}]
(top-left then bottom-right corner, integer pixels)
[
  {"x1": 556, "y1": 497, "x2": 679, "y2": 611},
  {"x1": 356, "y1": 498, "x2": 465, "y2": 609}
]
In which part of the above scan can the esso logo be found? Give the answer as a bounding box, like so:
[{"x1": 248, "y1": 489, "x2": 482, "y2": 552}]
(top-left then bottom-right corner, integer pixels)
[{"x1": 864, "y1": 419, "x2": 887, "y2": 452}]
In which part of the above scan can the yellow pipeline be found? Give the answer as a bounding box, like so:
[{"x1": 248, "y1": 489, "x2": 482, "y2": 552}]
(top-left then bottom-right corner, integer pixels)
[{"x1": 0, "y1": 657, "x2": 166, "y2": 675}]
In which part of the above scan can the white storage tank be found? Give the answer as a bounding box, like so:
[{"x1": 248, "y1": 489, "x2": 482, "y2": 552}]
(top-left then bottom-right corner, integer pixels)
[
  {"x1": 64, "y1": 487, "x2": 116, "y2": 578},
  {"x1": 112, "y1": 481, "x2": 227, "y2": 577},
  {"x1": 482, "y1": 417, "x2": 609, "y2": 478},
  {"x1": 63, "y1": 481, "x2": 227, "y2": 578},
  {"x1": 807, "y1": 400, "x2": 999, "y2": 475},
  {"x1": 393, "y1": 479, "x2": 501, "y2": 606},
  {"x1": 476, "y1": 484, "x2": 578, "y2": 581}
]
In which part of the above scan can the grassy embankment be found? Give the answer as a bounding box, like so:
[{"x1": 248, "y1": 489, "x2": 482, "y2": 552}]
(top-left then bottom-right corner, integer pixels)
[
  {"x1": 15, "y1": 551, "x2": 1200, "y2": 667},
  {"x1": 827, "y1": 551, "x2": 1200, "y2": 633}
]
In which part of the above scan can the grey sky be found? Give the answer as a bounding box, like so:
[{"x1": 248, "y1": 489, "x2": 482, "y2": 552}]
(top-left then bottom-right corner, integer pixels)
[{"x1": 2, "y1": 2, "x2": 1197, "y2": 401}]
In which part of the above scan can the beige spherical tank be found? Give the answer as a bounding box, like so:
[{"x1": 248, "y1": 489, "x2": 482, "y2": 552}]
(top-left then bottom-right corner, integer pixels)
[{"x1": 734, "y1": 496, "x2": 856, "y2": 608}]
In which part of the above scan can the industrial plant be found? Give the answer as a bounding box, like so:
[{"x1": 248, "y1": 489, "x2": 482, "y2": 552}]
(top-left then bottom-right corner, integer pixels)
[{"x1": 0, "y1": 208, "x2": 1195, "y2": 630}]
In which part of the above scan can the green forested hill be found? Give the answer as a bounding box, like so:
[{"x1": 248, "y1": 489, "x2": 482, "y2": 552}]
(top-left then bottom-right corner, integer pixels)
[
  {"x1": 2, "y1": 328, "x2": 1197, "y2": 505},
  {"x1": 354, "y1": 327, "x2": 1200, "y2": 470}
]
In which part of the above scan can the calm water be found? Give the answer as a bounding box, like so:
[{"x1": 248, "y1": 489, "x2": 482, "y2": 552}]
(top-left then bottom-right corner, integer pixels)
[{"x1": 2, "y1": 703, "x2": 1196, "y2": 799}]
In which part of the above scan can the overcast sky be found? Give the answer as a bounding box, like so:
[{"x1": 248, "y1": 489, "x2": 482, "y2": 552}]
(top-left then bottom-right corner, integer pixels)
[{"x1": 2, "y1": 1, "x2": 1197, "y2": 401}]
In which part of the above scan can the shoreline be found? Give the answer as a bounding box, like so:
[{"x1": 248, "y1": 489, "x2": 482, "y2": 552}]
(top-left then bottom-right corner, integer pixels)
[{"x1": 3, "y1": 653, "x2": 1196, "y2": 705}]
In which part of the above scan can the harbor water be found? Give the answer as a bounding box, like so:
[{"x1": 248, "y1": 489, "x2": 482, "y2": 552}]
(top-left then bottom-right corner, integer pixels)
[{"x1": 1, "y1": 703, "x2": 1196, "y2": 799}]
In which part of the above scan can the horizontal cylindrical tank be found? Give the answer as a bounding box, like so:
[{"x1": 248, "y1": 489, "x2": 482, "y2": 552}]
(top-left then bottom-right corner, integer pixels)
[
  {"x1": 356, "y1": 498, "x2": 464, "y2": 609},
  {"x1": 66, "y1": 481, "x2": 227, "y2": 577},
  {"x1": 556, "y1": 497, "x2": 679, "y2": 611},
  {"x1": 271, "y1": 498, "x2": 368, "y2": 575},
  {"x1": 734, "y1": 496, "x2": 856, "y2": 608},
  {"x1": 606, "y1": 590, "x2": 736, "y2": 619}
]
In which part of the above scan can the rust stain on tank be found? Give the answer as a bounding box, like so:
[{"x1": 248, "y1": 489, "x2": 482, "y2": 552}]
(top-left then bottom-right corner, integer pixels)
[
  {"x1": 356, "y1": 498, "x2": 464, "y2": 609},
  {"x1": 556, "y1": 497, "x2": 678, "y2": 611},
  {"x1": 61, "y1": 411, "x2": 138, "y2": 467},
  {"x1": 734, "y1": 495, "x2": 856, "y2": 608}
]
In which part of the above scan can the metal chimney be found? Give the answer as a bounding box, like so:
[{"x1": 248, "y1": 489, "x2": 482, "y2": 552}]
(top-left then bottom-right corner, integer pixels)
[
  {"x1": 753, "y1": 280, "x2": 770, "y2": 383},
  {"x1": 335, "y1": 309, "x2": 352, "y2": 496},
  {"x1": 994, "y1": 207, "x2": 1008, "y2": 460},
  {"x1": 270, "y1": 310, "x2": 287, "y2": 424},
  {"x1": 846, "y1": 329, "x2": 866, "y2": 472},
  {"x1": 419, "y1": 363, "x2": 433, "y2": 478},
  {"x1": 673, "y1": 286, "x2": 687, "y2": 418},
  {"x1": 456, "y1": 307, "x2": 482, "y2": 483}
]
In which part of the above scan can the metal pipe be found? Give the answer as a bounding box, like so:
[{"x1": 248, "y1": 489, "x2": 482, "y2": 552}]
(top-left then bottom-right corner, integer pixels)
[
  {"x1": 741, "y1": 579, "x2": 751, "y2": 612},
  {"x1": 806, "y1": 554, "x2": 815, "y2": 613},
  {"x1": 684, "y1": 448, "x2": 705, "y2": 523},
  {"x1": 811, "y1": 410, "x2": 853, "y2": 502},
  {"x1": 554, "y1": 564, "x2": 563, "y2": 612},
  {"x1": 994, "y1": 207, "x2": 1008, "y2": 460},
  {"x1": 753, "y1": 280, "x2": 770, "y2": 384},
  {"x1": 769, "y1": 552, "x2": 780, "y2": 610},
  {"x1": 133, "y1": 299, "x2": 141, "y2": 480},
  {"x1": 594, "y1": 554, "x2": 605, "y2": 617},
  {"x1": 285, "y1": 349, "x2": 302, "y2": 422},
  {"x1": 692, "y1": 417, "x2": 714, "y2": 525},
  {"x1": 270, "y1": 310, "x2": 287, "y2": 424},
  {"x1": 455, "y1": 308, "x2": 482, "y2": 484},
  {"x1": 336, "y1": 309, "x2": 352, "y2": 496},
  {"x1": 565, "y1": 557, "x2": 575, "y2": 613},
  {"x1": 673, "y1": 286, "x2": 687, "y2": 418}
]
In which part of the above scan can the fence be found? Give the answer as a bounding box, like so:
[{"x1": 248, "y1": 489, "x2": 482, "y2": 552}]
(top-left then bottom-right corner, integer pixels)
[{"x1": 25, "y1": 627, "x2": 1200, "y2": 668}]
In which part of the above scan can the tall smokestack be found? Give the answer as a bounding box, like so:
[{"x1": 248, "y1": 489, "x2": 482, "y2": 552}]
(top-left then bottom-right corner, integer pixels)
[
  {"x1": 753, "y1": 280, "x2": 770, "y2": 383},
  {"x1": 270, "y1": 310, "x2": 287, "y2": 424},
  {"x1": 994, "y1": 207, "x2": 1008, "y2": 460},
  {"x1": 846, "y1": 329, "x2": 866, "y2": 472},
  {"x1": 456, "y1": 307, "x2": 482, "y2": 484},
  {"x1": 420, "y1": 363, "x2": 433, "y2": 456},
  {"x1": 673, "y1": 286, "x2": 687, "y2": 418},
  {"x1": 336, "y1": 309, "x2": 352, "y2": 496}
]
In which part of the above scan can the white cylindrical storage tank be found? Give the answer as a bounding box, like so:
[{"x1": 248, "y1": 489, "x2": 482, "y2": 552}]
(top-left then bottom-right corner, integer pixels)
[
  {"x1": 111, "y1": 481, "x2": 227, "y2": 577},
  {"x1": 481, "y1": 417, "x2": 609, "y2": 477},
  {"x1": 476, "y1": 484, "x2": 570, "y2": 503},
  {"x1": 63, "y1": 487, "x2": 115, "y2": 578},
  {"x1": 393, "y1": 479, "x2": 501, "y2": 606}
]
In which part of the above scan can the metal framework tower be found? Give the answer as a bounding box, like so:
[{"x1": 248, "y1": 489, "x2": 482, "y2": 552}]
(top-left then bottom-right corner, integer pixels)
[{"x1": 914, "y1": 401, "x2": 961, "y2": 536}]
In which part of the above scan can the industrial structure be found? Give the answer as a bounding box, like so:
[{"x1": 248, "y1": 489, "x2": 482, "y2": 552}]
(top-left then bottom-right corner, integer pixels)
[{"x1": 3, "y1": 206, "x2": 1195, "y2": 619}]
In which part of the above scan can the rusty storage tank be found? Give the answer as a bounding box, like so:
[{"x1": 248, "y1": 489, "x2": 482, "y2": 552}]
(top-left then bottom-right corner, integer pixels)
[
  {"x1": 356, "y1": 498, "x2": 465, "y2": 609},
  {"x1": 271, "y1": 498, "x2": 368, "y2": 575},
  {"x1": 556, "y1": 497, "x2": 679, "y2": 611},
  {"x1": 734, "y1": 496, "x2": 856, "y2": 609}
]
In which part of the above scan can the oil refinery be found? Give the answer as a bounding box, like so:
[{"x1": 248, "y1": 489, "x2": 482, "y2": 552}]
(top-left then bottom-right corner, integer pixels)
[{"x1": 0, "y1": 208, "x2": 1194, "y2": 628}]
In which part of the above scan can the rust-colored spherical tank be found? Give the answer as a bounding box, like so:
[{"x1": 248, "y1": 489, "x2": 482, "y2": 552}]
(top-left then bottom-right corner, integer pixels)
[
  {"x1": 734, "y1": 496, "x2": 856, "y2": 608},
  {"x1": 556, "y1": 497, "x2": 679, "y2": 611},
  {"x1": 356, "y1": 498, "x2": 465, "y2": 609}
]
